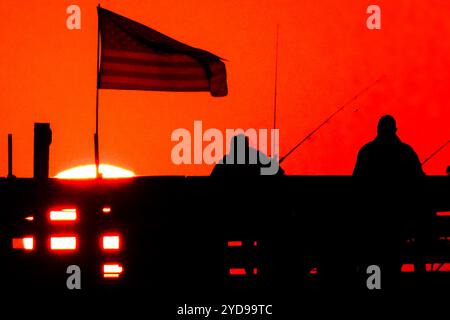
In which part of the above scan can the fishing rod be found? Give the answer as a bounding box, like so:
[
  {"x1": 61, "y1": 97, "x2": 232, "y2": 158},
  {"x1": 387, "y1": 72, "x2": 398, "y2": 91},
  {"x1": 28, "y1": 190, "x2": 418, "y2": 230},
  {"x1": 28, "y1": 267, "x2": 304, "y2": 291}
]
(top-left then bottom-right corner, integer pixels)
[
  {"x1": 279, "y1": 76, "x2": 385, "y2": 164},
  {"x1": 421, "y1": 140, "x2": 450, "y2": 166}
]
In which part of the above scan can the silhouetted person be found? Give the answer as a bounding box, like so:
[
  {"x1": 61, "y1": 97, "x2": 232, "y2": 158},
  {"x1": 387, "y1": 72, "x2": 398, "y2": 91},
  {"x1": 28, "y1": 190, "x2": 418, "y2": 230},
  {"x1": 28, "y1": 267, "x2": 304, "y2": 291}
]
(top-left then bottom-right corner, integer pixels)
[
  {"x1": 211, "y1": 134, "x2": 284, "y2": 177},
  {"x1": 352, "y1": 115, "x2": 427, "y2": 288},
  {"x1": 353, "y1": 115, "x2": 424, "y2": 177},
  {"x1": 210, "y1": 135, "x2": 283, "y2": 292}
]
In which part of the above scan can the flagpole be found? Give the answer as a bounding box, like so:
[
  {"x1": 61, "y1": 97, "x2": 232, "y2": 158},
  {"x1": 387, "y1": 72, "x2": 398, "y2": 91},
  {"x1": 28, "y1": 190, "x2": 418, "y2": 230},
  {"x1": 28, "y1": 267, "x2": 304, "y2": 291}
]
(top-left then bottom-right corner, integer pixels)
[{"x1": 95, "y1": 4, "x2": 101, "y2": 178}]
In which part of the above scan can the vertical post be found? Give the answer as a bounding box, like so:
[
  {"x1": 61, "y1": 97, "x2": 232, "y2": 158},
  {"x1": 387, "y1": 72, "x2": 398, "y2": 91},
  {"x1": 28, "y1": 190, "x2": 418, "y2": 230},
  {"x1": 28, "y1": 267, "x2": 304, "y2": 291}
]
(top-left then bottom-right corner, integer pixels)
[
  {"x1": 95, "y1": 4, "x2": 101, "y2": 178},
  {"x1": 33, "y1": 123, "x2": 52, "y2": 180},
  {"x1": 7, "y1": 134, "x2": 13, "y2": 178}
]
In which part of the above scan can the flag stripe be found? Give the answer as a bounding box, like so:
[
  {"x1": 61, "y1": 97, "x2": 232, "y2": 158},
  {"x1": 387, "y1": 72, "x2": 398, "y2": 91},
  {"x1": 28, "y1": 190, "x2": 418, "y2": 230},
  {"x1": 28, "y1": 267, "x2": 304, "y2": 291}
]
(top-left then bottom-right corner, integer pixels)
[
  {"x1": 100, "y1": 81, "x2": 209, "y2": 92},
  {"x1": 103, "y1": 49, "x2": 199, "y2": 64},
  {"x1": 100, "y1": 70, "x2": 226, "y2": 84},
  {"x1": 102, "y1": 55, "x2": 201, "y2": 68},
  {"x1": 101, "y1": 69, "x2": 208, "y2": 81},
  {"x1": 100, "y1": 75, "x2": 210, "y2": 90},
  {"x1": 101, "y1": 56, "x2": 225, "y2": 73},
  {"x1": 101, "y1": 64, "x2": 226, "y2": 81},
  {"x1": 102, "y1": 62, "x2": 208, "y2": 76}
]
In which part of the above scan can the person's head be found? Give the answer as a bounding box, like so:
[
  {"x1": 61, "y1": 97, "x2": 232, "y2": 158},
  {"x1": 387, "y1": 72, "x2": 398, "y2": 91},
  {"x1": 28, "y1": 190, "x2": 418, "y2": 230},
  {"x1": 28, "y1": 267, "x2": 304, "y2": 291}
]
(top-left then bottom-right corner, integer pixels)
[
  {"x1": 230, "y1": 134, "x2": 249, "y2": 153},
  {"x1": 228, "y1": 134, "x2": 251, "y2": 164},
  {"x1": 377, "y1": 115, "x2": 397, "y2": 139}
]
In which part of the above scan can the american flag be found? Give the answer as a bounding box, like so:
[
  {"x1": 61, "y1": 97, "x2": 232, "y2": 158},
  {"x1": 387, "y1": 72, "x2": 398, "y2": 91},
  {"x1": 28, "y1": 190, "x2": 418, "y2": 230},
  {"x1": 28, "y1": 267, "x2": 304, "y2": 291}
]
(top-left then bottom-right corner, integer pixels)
[{"x1": 97, "y1": 7, "x2": 228, "y2": 97}]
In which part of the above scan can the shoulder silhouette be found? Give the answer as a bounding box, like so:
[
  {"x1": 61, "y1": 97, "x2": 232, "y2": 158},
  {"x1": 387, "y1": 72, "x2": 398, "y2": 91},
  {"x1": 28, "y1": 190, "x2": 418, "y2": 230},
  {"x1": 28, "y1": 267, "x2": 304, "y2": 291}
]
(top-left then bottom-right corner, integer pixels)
[
  {"x1": 211, "y1": 134, "x2": 284, "y2": 177},
  {"x1": 353, "y1": 115, "x2": 425, "y2": 177}
]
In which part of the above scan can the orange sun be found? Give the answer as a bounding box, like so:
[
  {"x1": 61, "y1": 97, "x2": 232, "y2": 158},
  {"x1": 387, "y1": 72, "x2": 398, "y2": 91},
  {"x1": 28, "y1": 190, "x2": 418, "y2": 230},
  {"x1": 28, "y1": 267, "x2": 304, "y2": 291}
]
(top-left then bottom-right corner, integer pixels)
[{"x1": 55, "y1": 164, "x2": 136, "y2": 179}]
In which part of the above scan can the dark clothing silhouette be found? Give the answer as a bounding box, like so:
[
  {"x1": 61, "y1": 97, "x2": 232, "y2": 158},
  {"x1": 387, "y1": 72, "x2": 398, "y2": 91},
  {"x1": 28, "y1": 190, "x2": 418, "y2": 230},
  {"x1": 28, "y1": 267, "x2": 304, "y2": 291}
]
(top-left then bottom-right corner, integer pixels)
[
  {"x1": 211, "y1": 134, "x2": 284, "y2": 177},
  {"x1": 353, "y1": 135, "x2": 424, "y2": 177},
  {"x1": 350, "y1": 115, "x2": 428, "y2": 287},
  {"x1": 211, "y1": 149, "x2": 284, "y2": 177}
]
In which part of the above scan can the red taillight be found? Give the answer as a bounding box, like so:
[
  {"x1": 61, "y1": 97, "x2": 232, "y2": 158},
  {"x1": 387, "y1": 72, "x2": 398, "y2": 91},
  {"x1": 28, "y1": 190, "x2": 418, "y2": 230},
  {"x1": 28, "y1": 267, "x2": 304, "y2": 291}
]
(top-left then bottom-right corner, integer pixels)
[
  {"x1": 103, "y1": 264, "x2": 123, "y2": 273},
  {"x1": 401, "y1": 264, "x2": 415, "y2": 272},
  {"x1": 12, "y1": 237, "x2": 34, "y2": 251},
  {"x1": 102, "y1": 206, "x2": 111, "y2": 214},
  {"x1": 50, "y1": 236, "x2": 77, "y2": 251},
  {"x1": 25, "y1": 216, "x2": 34, "y2": 221},
  {"x1": 102, "y1": 235, "x2": 120, "y2": 250},
  {"x1": 49, "y1": 208, "x2": 77, "y2": 222},
  {"x1": 104, "y1": 273, "x2": 120, "y2": 278},
  {"x1": 227, "y1": 241, "x2": 242, "y2": 247},
  {"x1": 103, "y1": 263, "x2": 123, "y2": 278},
  {"x1": 24, "y1": 237, "x2": 34, "y2": 250},
  {"x1": 229, "y1": 268, "x2": 247, "y2": 275}
]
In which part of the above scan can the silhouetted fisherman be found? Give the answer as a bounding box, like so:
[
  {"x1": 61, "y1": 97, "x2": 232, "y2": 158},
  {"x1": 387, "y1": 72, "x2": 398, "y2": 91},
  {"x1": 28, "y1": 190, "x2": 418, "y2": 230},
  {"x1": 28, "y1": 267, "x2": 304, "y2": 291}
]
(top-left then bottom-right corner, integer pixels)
[
  {"x1": 352, "y1": 115, "x2": 428, "y2": 288},
  {"x1": 210, "y1": 134, "x2": 283, "y2": 290},
  {"x1": 210, "y1": 134, "x2": 284, "y2": 177},
  {"x1": 353, "y1": 115, "x2": 424, "y2": 177}
]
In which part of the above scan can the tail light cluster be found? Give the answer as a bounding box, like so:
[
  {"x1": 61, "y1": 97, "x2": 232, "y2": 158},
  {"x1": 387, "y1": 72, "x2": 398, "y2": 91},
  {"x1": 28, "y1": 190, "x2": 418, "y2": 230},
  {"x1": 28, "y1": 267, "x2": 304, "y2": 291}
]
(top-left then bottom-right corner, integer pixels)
[
  {"x1": 49, "y1": 207, "x2": 78, "y2": 252},
  {"x1": 101, "y1": 233, "x2": 123, "y2": 279},
  {"x1": 98, "y1": 206, "x2": 123, "y2": 279},
  {"x1": 227, "y1": 240, "x2": 259, "y2": 276},
  {"x1": 103, "y1": 263, "x2": 123, "y2": 278},
  {"x1": 12, "y1": 205, "x2": 124, "y2": 280},
  {"x1": 12, "y1": 237, "x2": 34, "y2": 250}
]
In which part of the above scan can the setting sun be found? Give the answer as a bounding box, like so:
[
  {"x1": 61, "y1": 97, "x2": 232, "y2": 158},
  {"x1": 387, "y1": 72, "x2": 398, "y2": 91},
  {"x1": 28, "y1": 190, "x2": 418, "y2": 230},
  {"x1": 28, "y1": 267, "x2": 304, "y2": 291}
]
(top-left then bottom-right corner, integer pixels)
[{"x1": 54, "y1": 164, "x2": 135, "y2": 179}]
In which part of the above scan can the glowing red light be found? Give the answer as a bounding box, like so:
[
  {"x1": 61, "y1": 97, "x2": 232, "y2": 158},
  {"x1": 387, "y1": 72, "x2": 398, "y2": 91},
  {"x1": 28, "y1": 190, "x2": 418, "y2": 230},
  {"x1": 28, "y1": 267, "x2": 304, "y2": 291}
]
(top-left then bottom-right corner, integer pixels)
[
  {"x1": 12, "y1": 237, "x2": 34, "y2": 251},
  {"x1": 102, "y1": 207, "x2": 111, "y2": 214},
  {"x1": 229, "y1": 268, "x2": 246, "y2": 275},
  {"x1": 23, "y1": 237, "x2": 34, "y2": 250},
  {"x1": 437, "y1": 211, "x2": 450, "y2": 217},
  {"x1": 50, "y1": 236, "x2": 77, "y2": 251},
  {"x1": 401, "y1": 264, "x2": 415, "y2": 272},
  {"x1": 227, "y1": 241, "x2": 242, "y2": 247},
  {"x1": 25, "y1": 216, "x2": 34, "y2": 221},
  {"x1": 103, "y1": 263, "x2": 123, "y2": 278},
  {"x1": 49, "y1": 208, "x2": 77, "y2": 221},
  {"x1": 102, "y1": 235, "x2": 120, "y2": 250}
]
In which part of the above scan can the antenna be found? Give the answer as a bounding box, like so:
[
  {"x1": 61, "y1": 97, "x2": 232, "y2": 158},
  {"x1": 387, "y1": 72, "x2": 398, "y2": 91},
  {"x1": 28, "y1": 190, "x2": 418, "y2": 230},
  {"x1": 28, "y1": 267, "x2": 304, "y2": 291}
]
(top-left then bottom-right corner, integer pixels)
[{"x1": 273, "y1": 24, "x2": 279, "y2": 131}]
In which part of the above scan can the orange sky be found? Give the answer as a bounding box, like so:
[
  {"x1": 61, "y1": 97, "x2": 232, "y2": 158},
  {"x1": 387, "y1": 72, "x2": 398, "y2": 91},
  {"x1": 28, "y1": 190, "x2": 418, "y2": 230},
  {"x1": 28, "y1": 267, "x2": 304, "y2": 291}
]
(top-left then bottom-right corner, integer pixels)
[{"x1": 0, "y1": 0, "x2": 449, "y2": 177}]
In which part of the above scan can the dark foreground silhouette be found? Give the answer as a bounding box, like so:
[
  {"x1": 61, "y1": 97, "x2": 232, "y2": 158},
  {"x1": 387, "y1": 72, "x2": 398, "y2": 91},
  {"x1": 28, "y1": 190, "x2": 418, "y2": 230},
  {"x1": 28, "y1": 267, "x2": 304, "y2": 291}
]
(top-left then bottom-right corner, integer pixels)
[
  {"x1": 337, "y1": 115, "x2": 430, "y2": 290},
  {"x1": 211, "y1": 134, "x2": 284, "y2": 177},
  {"x1": 353, "y1": 115, "x2": 424, "y2": 177},
  {"x1": 0, "y1": 117, "x2": 449, "y2": 308}
]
